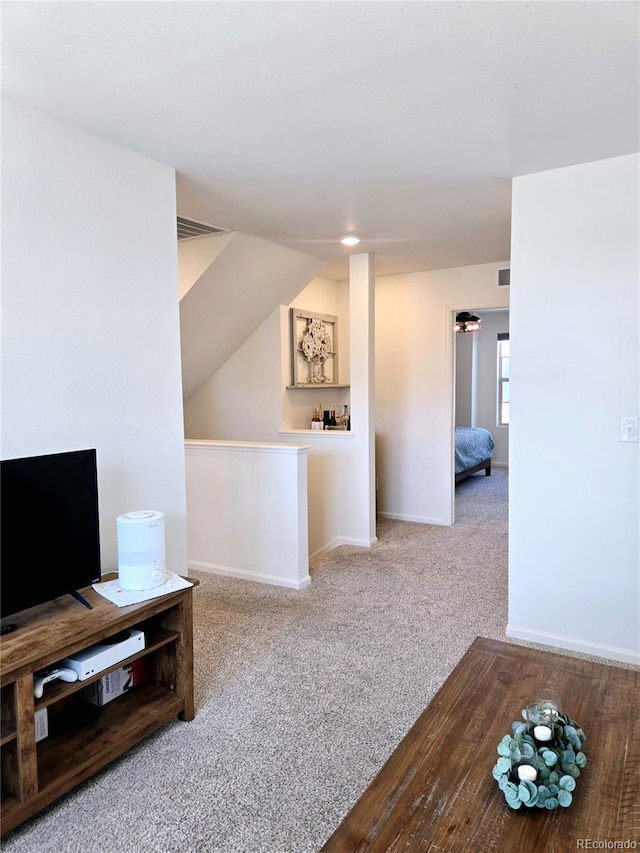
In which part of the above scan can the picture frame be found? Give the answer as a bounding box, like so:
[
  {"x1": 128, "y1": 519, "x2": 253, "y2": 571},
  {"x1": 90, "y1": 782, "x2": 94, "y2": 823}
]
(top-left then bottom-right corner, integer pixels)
[{"x1": 290, "y1": 308, "x2": 339, "y2": 386}]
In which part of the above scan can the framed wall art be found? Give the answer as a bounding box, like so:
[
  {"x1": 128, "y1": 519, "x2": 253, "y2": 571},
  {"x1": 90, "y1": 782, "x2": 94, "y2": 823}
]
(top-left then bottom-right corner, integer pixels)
[{"x1": 290, "y1": 308, "x2": 339, "y2": 386}]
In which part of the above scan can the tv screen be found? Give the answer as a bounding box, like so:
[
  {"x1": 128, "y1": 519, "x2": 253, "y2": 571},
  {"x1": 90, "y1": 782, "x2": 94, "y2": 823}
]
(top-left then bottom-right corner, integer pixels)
[{"x1": 1, "y1": 449, "x2": 102, "y2": 620}]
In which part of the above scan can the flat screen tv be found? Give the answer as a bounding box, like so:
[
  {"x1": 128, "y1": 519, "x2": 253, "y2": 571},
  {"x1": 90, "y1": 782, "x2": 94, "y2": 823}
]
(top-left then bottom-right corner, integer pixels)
[{"x1": 1, "y1": 449, "x2": 102, "y2": 621}]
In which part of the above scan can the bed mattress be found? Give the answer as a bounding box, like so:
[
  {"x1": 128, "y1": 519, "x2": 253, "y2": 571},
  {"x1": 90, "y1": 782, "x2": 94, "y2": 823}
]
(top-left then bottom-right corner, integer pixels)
[{"x1": 455, "y1": 426, "x2": 495, "y2": 474}]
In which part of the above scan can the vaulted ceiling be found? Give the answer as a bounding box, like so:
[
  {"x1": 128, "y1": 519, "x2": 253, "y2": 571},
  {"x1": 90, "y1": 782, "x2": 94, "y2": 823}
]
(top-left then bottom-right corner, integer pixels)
[{"x1": 3, "y1": 2, "x2": 638, "y2": 279}]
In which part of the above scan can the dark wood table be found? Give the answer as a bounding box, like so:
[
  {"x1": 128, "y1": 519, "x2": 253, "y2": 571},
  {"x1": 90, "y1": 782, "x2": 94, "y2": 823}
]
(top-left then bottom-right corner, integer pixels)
[{"x1": 321, "y1": 637, "x2": 639, "y2": 852}]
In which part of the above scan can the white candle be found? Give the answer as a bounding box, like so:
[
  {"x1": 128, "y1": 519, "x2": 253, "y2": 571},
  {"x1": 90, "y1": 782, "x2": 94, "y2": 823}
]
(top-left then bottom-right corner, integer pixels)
[
  {"x1": 517, "y1": 764, "x2": 538, "y2": 782},
  {"x1": 533, "y1": 724, "x2": 553, "y2": 742}
]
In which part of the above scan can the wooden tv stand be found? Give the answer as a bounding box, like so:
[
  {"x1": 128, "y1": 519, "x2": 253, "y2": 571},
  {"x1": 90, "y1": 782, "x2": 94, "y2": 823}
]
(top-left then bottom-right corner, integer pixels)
[{"x1": 0, "y1": 575, "x2": 196, "y2": 835}]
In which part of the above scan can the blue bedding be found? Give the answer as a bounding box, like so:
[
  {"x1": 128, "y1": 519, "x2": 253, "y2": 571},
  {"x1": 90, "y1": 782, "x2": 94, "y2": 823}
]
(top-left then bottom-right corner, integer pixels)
[{"x1": 455, "y1": 427, "x2": 495, "y2": 474}]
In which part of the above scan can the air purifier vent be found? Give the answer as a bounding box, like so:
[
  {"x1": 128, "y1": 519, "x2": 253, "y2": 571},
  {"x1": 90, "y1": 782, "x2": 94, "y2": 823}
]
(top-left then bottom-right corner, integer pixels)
[
  {"x1": 498, "y1": 268, "x2": 511, "y2": 287},
  {"x1": 177, "y1": 216, "x2": 228, "y2": 240}
]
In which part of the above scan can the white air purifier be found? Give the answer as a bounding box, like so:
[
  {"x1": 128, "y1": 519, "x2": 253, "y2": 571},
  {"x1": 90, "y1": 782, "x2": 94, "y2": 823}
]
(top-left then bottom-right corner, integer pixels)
[{"x1": 116, "y1": 510, "x2": 166, "y2": 591}]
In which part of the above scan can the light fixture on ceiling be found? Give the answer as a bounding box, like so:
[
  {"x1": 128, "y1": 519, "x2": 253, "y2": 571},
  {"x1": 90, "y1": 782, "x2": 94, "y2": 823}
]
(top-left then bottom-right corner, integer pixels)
[
  {"x1": 455, "y1": 311, "x2": 481, "y2": 333},
  {"x1": 341, "y1": 235, "x2": 360, "y2": 247}
]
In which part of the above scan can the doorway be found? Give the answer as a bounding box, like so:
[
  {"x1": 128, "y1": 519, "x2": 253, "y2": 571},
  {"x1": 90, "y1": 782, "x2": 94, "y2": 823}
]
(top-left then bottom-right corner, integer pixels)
[{"x1": 452, "y1": 308, "x2": 510, "y2": 522}]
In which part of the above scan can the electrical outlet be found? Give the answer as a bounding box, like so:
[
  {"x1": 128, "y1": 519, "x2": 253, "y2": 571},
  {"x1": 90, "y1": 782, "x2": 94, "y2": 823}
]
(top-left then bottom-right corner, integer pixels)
[{"x1": 620, "y1": 417, "x2": 639, "y2": 443}]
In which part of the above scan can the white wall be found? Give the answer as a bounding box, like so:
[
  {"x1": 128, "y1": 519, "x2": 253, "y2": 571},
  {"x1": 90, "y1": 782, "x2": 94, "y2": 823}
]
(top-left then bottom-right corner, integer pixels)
[
  {"x1": 346, "y1": 253, "x2": 376, "y2": 547},
  {"x1": 179, "y1": 232, "x2": 324, "y2": 401},
  {"x1": 184, "y1": 306, "x2": 284, "y2": 441},
  {"x1": 376, "y1": 262, "x2": 510, "y2": 524},
  {"x1": 455, "y1": 332, "x2": 474, "y2": 426},
  {"x1": 508, "y1": 153, "x2": 639, "y2": 664},
  {"x1": 183, "y1": 275, "x2": 348, "y2": 439},
  {"x1": 185, "y1": 440, "x2": 310, "y2": 589},
  {"x1": 1, "y1": 97, "x2": 188, "y2": 575},
  {"x1": 183, "y1": 272, "x2": 375, "y2": 556},
  {"x1": 178, "y1": 231, "x2": 235, "y2": 300}
]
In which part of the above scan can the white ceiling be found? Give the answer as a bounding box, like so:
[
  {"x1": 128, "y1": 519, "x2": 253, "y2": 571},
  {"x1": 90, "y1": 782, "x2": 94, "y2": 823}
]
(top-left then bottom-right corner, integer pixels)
[{"x1": 2, "y1": 2, "x2": 638, "y2": 280}]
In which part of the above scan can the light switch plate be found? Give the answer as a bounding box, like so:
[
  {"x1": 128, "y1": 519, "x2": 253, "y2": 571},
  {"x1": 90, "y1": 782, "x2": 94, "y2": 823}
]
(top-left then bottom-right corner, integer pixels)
[{"x1": 620, "y1": 417, "x2": 639, "y2": 442}]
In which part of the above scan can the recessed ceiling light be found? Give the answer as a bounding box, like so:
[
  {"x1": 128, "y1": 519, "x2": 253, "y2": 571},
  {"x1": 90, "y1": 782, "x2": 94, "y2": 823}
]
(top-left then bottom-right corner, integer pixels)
[{"x1": 341, "y1": 235, "x2": 360, "y2": 247}]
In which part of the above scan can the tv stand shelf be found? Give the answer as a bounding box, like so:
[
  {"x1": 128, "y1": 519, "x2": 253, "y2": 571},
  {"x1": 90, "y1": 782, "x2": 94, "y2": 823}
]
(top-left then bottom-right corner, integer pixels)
[{"x1": 0, "y1": 576, "x2": 196, "y2": 835}]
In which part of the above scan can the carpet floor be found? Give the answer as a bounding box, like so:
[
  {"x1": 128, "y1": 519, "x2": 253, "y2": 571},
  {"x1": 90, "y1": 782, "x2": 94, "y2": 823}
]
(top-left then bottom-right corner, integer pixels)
[{"x1": 5, "y1": 470, "x2": 516, "y2": 852}]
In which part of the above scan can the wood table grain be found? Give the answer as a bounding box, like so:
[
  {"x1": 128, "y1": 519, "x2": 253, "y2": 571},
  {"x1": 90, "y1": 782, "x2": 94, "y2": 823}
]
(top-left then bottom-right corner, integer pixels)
[{"x1": 321, "y1": 637, "x2": 639, "y2": 853}]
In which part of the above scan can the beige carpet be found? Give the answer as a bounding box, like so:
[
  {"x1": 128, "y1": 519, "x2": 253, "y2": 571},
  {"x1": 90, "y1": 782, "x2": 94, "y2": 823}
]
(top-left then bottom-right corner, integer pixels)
[{"x1": 3, "y1": 470, "x2": 511, "y2": 853}]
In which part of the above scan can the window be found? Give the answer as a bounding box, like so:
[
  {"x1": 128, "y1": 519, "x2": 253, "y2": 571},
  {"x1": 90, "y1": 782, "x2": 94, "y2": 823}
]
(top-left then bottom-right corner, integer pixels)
[{"x1": 497, "y1": 333, "x2": 510, "y2": 426}]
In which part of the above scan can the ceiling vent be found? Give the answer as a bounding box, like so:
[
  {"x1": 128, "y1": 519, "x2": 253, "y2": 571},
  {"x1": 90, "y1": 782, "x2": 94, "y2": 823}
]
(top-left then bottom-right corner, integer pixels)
[
  {"x1": 177, "y1": 216, "x2": 228, "y2": 240},
  {"x1": 498, "y1": 268, "x2": 511, "y2": 288}
]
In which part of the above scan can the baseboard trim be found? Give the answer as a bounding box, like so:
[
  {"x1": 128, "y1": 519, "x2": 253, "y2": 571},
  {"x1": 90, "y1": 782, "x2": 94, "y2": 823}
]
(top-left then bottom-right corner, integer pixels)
[
  {"x1": 506, "y1": 623, "x2": 640, "y2": 666},
  {"x1": 188, "y1": 560, "x2": 311, "y2": 591},
  {"x1": 309, "y1": 538, "x2": 341, "y2": 558},
  {"x1": 310, "y1": 536, "x2": 378, "y2": 559},
  {"x1": 378, "y1": 511, "x2": 449, "y2": 526},
  {"x1": 339, "y1": 536, "x2": 378, "y2": 548}
]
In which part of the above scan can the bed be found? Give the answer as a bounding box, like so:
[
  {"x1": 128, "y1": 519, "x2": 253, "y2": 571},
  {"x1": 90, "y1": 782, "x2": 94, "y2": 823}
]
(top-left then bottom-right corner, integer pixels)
[{"x1": 455, "y1": 426, "x2": 495, "y2": 483}]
